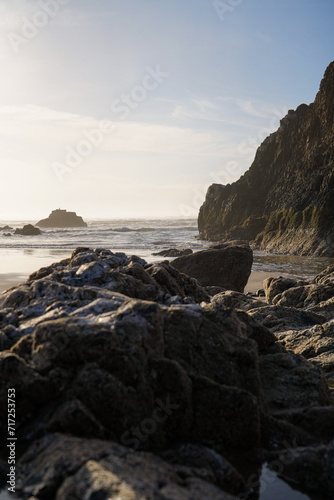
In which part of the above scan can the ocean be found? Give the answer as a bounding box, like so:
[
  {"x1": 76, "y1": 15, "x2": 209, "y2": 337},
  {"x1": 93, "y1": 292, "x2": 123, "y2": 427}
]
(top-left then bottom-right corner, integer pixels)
[{"x1": 0, "y1": 218, "x2": 334, "y2": 293}]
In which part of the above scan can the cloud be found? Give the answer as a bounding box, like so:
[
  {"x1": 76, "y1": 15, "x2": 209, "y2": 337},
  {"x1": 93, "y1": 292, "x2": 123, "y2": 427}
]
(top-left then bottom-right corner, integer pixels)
[{"x1": 0, "y1": 104, "x2": 239, "y2": 158}]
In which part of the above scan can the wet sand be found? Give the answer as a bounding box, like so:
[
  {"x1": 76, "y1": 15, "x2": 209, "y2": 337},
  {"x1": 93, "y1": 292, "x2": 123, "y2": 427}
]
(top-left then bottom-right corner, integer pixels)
[{"x1": 0, "y1": 273, "x2": 26, "y2": 294}]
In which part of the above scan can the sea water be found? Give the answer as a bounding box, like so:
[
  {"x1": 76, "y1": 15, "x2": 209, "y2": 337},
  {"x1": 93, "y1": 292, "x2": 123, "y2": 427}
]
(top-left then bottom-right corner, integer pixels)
[
  {"x1": 1, "y1": 217, "x2": 333, "y2": 290},
  {"x1": 0, "y1": 218, "x2": 208, "y2": 291}
]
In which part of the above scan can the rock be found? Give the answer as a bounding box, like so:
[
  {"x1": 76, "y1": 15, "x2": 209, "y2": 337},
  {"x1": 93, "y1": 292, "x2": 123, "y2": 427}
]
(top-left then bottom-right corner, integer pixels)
[
  {"x1": 14, "y1": 224, "x2": 41, "y2": 236},
  {"x1": 198, "y1": 61, "x2": 334, "y2": 257},
  {"x1": 36, "y1": 209, "x2": 87, "y2": 228},
  {"x1": 171, "y1": 245, "x2": 253, "y2": 293},
  {"x1": 275, "y1": 442, "x2": 334, "y2": 496},
  {"x1": 153, "y1": 248, "x2": 193, "y2": 257},
  {"x1": 264, "y1": 276, "x2": 309, "y2": 304},
  {"x1": 274, "y1": 405, "x2": 334, "y2": 441},
  {"x1": 204, "y1": 285, "x2": 227, "y2": 297},
  {"x1": 260, "y1": 412, "x2": 315, "y2": 450},
  {"x1": 163, "y1": 303, "x2": 264, "y2": 403},
  {"x1": 158, "y1": 443, "x2": 246, "y2": 495},
  {"x1": 0, "y1": 225, "x2": 13, "y2": 230},
  {"x1": 211, "y1": 290, "x2": 267, "y2": 312},
  {"x1": 248, "y1": 305, "x2": 325, "y2": 333},
  {"x1": 3, "y1": 232, "x2": 12, "y2": 237},
  {"x1": 190, "y1": 375, "x2": 261, "y2": 450},
  {"x1": 315, "y1": 265, "x2": 334, "y2": 286},
  {"x1": 263, "y1": 269, "x2": 334, "y2": 321},
  {"x1": 16, "y1": 433, "x2": 239, "y2": 500},
  {"x1": 0, "y1": 247, "x2": 333, "y2": 499},
  {"x1": 259, "y1": 352, "x2": 331, "y2": 410},
  {"x1": 277, "y1": 320, "x2": 334, "y2": 375}
]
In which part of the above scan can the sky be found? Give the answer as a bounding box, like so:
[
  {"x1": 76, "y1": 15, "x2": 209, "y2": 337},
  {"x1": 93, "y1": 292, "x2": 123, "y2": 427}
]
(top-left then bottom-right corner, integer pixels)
[{"x1": 0, "y1": 0, "x2": 333, "y2": 220}]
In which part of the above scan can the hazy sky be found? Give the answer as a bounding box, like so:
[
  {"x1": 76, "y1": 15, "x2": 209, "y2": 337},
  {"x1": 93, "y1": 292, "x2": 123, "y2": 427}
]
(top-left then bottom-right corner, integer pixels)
[{"x1": 0, "y1": 0, "x2": 333, "y2": 220}]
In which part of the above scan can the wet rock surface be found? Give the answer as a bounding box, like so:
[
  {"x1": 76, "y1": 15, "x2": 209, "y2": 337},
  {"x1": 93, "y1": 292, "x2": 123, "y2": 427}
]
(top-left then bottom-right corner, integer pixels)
[{"x1": 0, "y1": 248, "x2": 333, "y2": 498}]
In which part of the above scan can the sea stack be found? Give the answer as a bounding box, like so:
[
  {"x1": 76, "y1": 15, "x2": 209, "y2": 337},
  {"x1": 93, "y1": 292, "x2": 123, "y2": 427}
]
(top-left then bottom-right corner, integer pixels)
[
  {"x1": 198, "y1": 61, "x2": 334, "y2": 257},
  {"x1": 36, "y1": 209, "x2": 87, "y2": 228}
]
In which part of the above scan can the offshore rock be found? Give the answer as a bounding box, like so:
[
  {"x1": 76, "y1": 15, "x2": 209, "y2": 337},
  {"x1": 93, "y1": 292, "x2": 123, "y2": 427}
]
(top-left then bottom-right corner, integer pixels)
[
  {"x1": 198, "y1": 61, "x2": 334, "y2": 256},
  {"x1": 171, "y1": 244, "x2": 253, "y2": 293},
  {"x1": 36, "y1": 209, "x2": 87, "y2": 228},
  {"x1": 15, "y1": 224, "x2": 41, "y2": 236}
]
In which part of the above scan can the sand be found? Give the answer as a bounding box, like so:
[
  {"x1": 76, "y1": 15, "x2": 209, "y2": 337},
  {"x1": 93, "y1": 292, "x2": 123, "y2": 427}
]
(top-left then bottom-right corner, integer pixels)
[{"x1": 0, "y1": 273, "x2": 26, "y2": 295}]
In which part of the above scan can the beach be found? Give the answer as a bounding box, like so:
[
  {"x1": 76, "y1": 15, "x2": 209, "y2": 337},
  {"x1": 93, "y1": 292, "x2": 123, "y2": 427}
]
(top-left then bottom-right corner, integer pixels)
[{"x1": 1, "y1": 219, "x2": 333, "y2": 296}]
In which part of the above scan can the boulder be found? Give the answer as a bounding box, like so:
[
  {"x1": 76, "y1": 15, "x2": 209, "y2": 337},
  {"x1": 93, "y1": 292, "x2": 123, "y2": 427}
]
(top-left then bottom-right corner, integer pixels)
[
  {"x1": 36, "y1": 209, "x2": 87, "y2": 228},
  {"x1": 171, "y1": 245, "x2": 253, "y2": 293},
  {"x1": 14, "y1": 224, "x2": 40, "y2": 236},
  {"x1": 263, "y1": 276, "x2": 309, "y2": 304}
]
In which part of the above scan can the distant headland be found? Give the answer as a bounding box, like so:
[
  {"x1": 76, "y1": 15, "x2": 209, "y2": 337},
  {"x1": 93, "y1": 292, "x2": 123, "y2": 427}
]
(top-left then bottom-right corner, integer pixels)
[{"x1": 36, "y1": 209, "x2": 87, "y2": 228}]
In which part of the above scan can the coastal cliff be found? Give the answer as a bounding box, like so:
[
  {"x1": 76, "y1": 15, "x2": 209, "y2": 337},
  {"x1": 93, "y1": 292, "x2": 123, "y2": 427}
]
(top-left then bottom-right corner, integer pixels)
[{"x1": 198, "y1": 61, "x2": 334, "y2": 256}]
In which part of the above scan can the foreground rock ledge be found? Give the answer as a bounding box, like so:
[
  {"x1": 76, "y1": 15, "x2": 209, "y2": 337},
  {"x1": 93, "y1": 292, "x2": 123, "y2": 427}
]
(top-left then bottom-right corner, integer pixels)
[{"x1": 0, "y1": 248, "x2": 333, "y2": 499}]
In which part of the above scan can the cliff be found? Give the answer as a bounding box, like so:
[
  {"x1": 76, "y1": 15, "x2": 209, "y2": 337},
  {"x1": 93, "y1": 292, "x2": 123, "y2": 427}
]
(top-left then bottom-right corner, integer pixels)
[
  {"x1": 198, "y1": 61, "x2": 334, "y2": 256},
  {"x1": 36, "y1": 209, "x2": 87, "y2": 228}
]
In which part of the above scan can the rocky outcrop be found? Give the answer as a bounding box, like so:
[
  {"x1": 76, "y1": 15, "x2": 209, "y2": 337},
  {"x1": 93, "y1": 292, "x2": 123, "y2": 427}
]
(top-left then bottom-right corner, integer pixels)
[
  {"x1": 16, "y1": 434, "x2": 240, "y2": 500},
  {"x1": 263, "y1": 267, "x2": 334, "y2": 376},
  {"x1": 36, "y1": 209, "x2": 87, "y2": 228},
  {"x1": 274, "y1": 442, "x2": 334, "y2": 496},
  {"x1": 14, "y1": 224, "x2": 41, "y2": 236},
  {"x1": 171, "y1": 244, "x2": 253, "y2": 293},
  {"x1": 153, "y1": 248, "x2": 193, "y2": 257},
  {"x1": 0, "y1": 248, "x2": 333, "y2": 499},
  {"x1": 198, "y1": 61, "x2": 334, "y2": 257}
]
